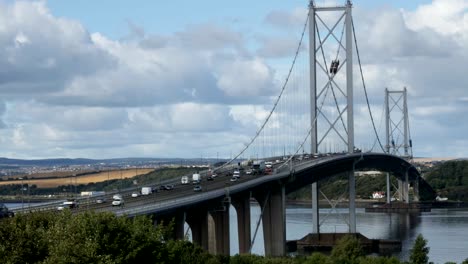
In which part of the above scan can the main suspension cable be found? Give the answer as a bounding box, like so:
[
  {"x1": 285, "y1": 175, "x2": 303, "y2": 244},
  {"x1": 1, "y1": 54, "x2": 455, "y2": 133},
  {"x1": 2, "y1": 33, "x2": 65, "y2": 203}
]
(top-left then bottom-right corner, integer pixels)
[{"x1": 351, "y1": 17, "x2": 385, "y2": 153}]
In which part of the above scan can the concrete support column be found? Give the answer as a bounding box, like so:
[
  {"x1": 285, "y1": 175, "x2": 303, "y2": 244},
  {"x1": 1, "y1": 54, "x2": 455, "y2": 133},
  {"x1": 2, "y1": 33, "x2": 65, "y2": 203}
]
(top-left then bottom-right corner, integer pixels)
[
  {"x1": 232, "y1": 197, "x2": 251, "y2": 254},
  {"x1": 349, "y1": 170, "x2": 356, "y2": 233},
  {"x1": 256, "y1": 185, "x2": 286, "y2": 256},
  {"x1": 397, "y1": 179, "x2": 404, "y2": 202},
  {"x1": 413, "y1": 179, "x2": 420, "y2": 202},
  {"x1": 186, "y1": 210, "x2": 209, "y2": 251},
  {"x1": 209, "y1": 207, "x2": 230, "y2": 255},
  {"x1": 386, "y1": 172, "x2": 391, "y2": 204},
  {"x1": 312, "y1": 182, "x2": 319, "y2": 234},
  {"x1": 153, "y1": 212, "x2": 185, "y2": 240},
  {"x1": 167, "y1": 212, "x2": 185, "y2": 240},
  {"x1": 404, "y1": 171, "x2": 410, "y2": 204},
  {"x1": 208, "y1": 214, "x2": 216, "y2": 254}
]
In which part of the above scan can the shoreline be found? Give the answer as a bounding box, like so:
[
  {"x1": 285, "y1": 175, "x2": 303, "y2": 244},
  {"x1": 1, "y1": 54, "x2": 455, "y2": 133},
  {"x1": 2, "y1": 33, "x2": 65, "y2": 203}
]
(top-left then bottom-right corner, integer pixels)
[{"x1": 285, "y1": 199, "x2": 467, "y2": 208}]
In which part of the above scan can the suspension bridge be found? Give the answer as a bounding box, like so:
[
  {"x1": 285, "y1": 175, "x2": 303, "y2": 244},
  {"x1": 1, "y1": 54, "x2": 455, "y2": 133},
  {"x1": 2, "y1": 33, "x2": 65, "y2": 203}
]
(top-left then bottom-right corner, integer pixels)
[{"x1": 15, "y1": 1, "x2": 436, "y2": 257}]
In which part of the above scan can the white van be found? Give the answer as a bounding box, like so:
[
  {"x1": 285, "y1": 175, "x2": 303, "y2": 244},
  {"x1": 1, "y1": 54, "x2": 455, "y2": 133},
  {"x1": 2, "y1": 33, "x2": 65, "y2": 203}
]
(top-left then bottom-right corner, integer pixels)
[
  {"x1": 112, "y1": 194, "x2": 124, "y2": 206},
  {"x1": 141, "y1": 187, "x2": 152, "y2": 195},
  {"x1": 181, "y1": 176, "x2": 189, "y2": 184}
]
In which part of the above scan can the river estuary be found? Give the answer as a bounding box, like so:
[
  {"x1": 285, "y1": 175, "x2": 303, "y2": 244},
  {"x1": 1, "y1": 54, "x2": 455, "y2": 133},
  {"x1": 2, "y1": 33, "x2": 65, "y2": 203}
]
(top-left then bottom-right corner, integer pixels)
[{"x1": 229, "y1": 205, "x2": 468, "y2": 264}]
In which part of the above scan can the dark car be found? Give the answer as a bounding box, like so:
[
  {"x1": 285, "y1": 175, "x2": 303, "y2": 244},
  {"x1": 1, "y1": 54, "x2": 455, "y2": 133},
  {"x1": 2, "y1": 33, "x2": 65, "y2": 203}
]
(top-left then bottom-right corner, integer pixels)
[
  {"x1": 207, "y1": 176, "x2": 214, "y2": 181},
  {"x1": 159, "y1": 185, "x2": 174, "y2": 190},
  {"x1": 163, "y1": 184, "x2": 174, "y2": 190},
  {"x1": 0, "y1": 204, "x2": 14, "y2": 218},
  {"x1": 193, "y1": 185, "x2": 202, "y2": 192}
]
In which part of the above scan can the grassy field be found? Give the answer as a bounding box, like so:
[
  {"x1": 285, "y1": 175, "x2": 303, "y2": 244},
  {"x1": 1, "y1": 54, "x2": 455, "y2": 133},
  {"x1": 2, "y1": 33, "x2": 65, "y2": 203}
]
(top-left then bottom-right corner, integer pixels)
[{"x1": 0, "y1": 169, "x2": 154, "y2": 188}]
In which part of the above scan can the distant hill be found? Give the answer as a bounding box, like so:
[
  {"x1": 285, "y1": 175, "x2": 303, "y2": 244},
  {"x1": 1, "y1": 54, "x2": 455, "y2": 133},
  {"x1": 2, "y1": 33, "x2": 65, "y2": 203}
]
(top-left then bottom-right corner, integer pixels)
[
  {"x1": 0, "y1": 157, "x2": 227, "y2": 167},
  {"x1": 0, "y1": 158, "x2": 227, "y2": 166}
]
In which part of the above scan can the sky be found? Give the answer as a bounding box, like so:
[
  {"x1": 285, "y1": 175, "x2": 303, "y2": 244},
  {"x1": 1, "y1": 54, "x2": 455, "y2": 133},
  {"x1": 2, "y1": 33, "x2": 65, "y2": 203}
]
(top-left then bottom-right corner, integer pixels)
[{"x1": 0, "y1": 0, "x2": 467, "y2": 159}]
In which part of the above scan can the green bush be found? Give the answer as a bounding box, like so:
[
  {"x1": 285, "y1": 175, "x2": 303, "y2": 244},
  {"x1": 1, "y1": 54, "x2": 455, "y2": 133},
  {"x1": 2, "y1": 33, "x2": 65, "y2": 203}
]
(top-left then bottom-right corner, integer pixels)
[
  {"x1": 330, "y1": 235, "x2": 364, "y2": 264},
  {"x1": 409, "y1": 234, "x2": 429, "y2": 264}
]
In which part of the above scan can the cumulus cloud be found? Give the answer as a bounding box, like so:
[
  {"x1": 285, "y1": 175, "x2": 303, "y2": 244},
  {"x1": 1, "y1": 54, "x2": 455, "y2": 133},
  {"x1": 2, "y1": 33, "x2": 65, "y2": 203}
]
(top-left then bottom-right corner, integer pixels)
[
  {"x1": 0, "y1": 1, "x2": 115, "y2": 96},
  {"x1": 0, "y1": 101, "x2": 6, "y2": 128},
  {"x1": 215, "y1": 57, "x2": 277, "y2": 97},
  {"x1": 0, "y1": 0, "x2": 467, "y2": 159}
]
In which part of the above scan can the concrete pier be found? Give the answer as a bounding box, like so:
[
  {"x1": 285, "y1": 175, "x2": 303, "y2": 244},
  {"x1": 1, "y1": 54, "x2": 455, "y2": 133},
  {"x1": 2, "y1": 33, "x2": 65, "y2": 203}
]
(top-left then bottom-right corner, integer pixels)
[
  {"x1": 209, "y1": 207, "x2": 230, "y2": 255},
  {"x1": 255, "y1": 185, "x2": 286, "y2": 256},
  {"x1": 232, "y1": 197, "x2": 252, "y2": 254},
  {"x1": 186, "y1": 209, "x2": 209, "y2": 251}
]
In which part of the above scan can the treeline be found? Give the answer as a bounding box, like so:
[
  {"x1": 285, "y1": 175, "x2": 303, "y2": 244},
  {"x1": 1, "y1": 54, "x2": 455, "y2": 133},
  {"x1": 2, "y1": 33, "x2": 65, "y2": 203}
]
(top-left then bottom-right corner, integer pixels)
[
  {"x1": 424, "y1": 160, "x2": 468, "y2": 201},
  {"x1": 1, "y1": 211, "x2": 466, "y2": 264},
  {"x1": 287, "y1": 173, "x2": 400, "y2": 202},
  {"x1": 0, "y1": 167, "x2": 200, "y2": 197},
  {"x1": 287, "y1": 169, "x2": 442, "y2": 202}
]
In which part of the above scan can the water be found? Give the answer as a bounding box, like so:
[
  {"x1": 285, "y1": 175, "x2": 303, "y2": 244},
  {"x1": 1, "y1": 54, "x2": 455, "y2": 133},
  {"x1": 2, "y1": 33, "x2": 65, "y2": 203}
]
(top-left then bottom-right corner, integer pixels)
[{"x1": 226, "y1": 205, "x2": 468, "y2": 264}]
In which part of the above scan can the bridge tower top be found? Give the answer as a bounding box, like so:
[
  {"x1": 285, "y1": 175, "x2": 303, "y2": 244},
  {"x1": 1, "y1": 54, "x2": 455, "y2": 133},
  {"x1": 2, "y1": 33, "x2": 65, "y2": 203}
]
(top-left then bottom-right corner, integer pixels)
[
  {"x1": 309, "y1": 0, "x2": 354, "y2": 154},
  {"x1": 385, "y1": 88, "x2": 413, "y2": 158}
]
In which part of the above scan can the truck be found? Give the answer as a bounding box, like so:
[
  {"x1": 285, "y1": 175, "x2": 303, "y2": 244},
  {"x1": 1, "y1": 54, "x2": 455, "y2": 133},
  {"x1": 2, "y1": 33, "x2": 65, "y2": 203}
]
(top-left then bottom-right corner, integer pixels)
[
  {"x1": 192, "y1": 173, "x2": 201, "y2": 184},
  {"x1": 0, "y1": 203, "x2": 14, "y2": 218},
  {"x1": 141, "y1": 187, "x2": 152, "y2": 195},
  {"x1": 80, "y1": 191, "x2": 105, "y2": 197},
  {"x1": 252, "y1": 160, "x2": 265, "y2": 174}
]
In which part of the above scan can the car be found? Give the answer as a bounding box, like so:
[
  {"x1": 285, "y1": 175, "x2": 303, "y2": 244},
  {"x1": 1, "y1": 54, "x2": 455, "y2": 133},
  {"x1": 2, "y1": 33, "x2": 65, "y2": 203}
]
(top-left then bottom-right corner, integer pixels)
[
  {"x1": 246, "y1": 169, "x2": 253, "y2": 175},
  {"x1": 0, "y1": 204, "x2": 14, "y2": 218},
  {"x1": 95, "y1": 198, "x2": 107, "y2": 204},
  {"x1": 230, "y1": 177, "x2": 238, "y2": 182},
  {"x1": 211, "y1": 173, "x2": 217, "y2": 178},
  {"x1": 207, "y1": 176, "x2": 214, "y2": 181},
  {"x1": 112, "y1": 194, "x2": 124, "y2": 206},
  {"x1": 57, "y1": 200, "x2": 78, "y2": 211},
  {"x1": 131, "y1": 192, "x2": 140, "y2": 198},
  {"x1": 112, "y1": 198, "x2": 124, "y2": 206},
  {"x1": 164, "y1": 184, "x2": 174, "y2": 190},
  {"x1": 193, "y1": 185, "x2": 202, "y2": 192}
]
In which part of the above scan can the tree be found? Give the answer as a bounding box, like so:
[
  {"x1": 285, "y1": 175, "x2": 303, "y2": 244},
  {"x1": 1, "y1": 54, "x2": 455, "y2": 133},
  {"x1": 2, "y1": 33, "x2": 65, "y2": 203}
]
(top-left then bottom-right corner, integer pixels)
[
  {"x1": 330, "y1": 235, "x2": 364, "y2": 264},
  {"x1": 409, "y1": 234, "x2": 429, "y2": 264}
]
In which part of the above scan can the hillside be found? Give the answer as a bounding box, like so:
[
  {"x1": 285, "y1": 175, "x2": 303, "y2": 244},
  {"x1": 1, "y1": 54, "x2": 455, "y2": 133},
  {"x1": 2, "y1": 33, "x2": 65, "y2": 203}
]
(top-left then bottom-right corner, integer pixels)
[{"x1": 424, "y1": 160, "x2": 468, "y2": 202}]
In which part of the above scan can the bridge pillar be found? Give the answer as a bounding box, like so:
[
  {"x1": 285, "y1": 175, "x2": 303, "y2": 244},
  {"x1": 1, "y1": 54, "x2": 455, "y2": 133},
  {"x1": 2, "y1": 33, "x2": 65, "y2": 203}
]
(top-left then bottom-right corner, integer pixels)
[
  {"x1": 209, "y1": 206, "x2": 230, "y2": 255},
  {"x1": 413, "y1": 178, "x2": 420, "y2": 202},
  {"x1": 255, "y1": 184, "x2": 286, "y2": 256},
  {"x1": 232, "y1": 196, "x2": 251, "y2": 254},
  {"x1": 155, "y1": 212, "x2": 185, "y2": 240},
  {"x1": 386, "y1": 172, "x2": 391, "y2": 204},
  {"x1": 186, "y1": 209, "x2": 209, "y2": 251},
  {"x1": 311, "y1": 182, "x2": 319, "y2": 234},
  {"x1": 349, "y1": 170, "x2": 356, "y2": 233},
  {"x1": 397, "y1": 179, "x2": 404, "y2": 201},
  {"x1": 404, "y1": 171, "x2": 410, "y2": 204}
]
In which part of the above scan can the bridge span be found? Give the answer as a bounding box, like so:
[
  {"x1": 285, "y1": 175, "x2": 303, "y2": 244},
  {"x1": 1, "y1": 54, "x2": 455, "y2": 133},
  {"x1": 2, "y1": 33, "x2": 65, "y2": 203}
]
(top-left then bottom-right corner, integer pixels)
[{"x1": 18, "y1": 152, "x2": 434, "y2": 256}]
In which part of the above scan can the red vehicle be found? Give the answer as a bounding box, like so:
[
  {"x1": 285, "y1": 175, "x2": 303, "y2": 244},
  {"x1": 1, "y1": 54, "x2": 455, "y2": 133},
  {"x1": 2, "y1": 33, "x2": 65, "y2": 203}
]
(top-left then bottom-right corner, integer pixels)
[{"x1": 264, "y1": 167, "x2": 273, "y2": 175}]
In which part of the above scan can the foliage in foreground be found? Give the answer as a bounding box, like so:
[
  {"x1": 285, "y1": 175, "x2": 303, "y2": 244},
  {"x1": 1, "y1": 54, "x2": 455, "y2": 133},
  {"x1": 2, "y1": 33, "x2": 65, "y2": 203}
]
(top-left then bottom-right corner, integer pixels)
[{"x1": 0, "y1": 212, "x2": 465, "y2": 264}]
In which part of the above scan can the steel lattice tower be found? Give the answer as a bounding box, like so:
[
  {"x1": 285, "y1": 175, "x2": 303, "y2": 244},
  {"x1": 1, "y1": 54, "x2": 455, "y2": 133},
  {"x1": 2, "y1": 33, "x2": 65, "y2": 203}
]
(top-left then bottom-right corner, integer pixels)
[
  {"x1": 309, "y1": 0, "x2": 356, "y2": 234},
  {"x1": 385, "y1": 87, "x2": 412, "y2": 158}
]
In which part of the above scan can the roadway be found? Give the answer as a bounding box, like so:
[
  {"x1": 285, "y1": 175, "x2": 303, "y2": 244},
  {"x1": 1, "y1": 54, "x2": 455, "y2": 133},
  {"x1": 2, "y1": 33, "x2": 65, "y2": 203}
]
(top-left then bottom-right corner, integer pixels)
[{"x1": 13, "y1": 152, "x2": 431, "y2": 217}]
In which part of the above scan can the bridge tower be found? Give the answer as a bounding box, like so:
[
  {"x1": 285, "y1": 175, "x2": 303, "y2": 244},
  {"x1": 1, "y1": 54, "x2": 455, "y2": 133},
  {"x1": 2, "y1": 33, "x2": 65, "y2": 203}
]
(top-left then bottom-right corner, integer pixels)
[
  {"x1": 384, "y1": 88, "x2": 414, "y2": 203},
  {"x1": 385, "y1": 88, "x2": 412, "y2": 158},
  {"x1": 309, "y1": 0, "x2": 356, "y2": 234}
]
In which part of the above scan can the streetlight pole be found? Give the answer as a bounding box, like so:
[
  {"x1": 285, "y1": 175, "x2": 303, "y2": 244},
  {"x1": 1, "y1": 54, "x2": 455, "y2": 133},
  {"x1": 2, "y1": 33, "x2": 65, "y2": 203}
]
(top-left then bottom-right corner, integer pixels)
[
  {"x1": 27, "y1": 184, "x2": 30, "y2": 211},
  {"x1": 19, "y1": 177, "x2": 24, "y2": 212}
]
